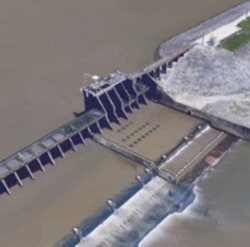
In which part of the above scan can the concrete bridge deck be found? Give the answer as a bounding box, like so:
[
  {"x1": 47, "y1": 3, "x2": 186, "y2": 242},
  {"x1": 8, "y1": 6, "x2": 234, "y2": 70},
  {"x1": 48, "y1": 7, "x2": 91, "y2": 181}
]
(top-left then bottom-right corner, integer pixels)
[
  {"x1": 92, "y1": 135, "x2": 156, "y2": 170},
  {"x1": 92, "y1": 121, "x2": 226, "y2": 185},
  {"x1": 0, "y1": 109, "x2": 105, "y2": 195},
  {"x1": 161, "y1": 127, "x2": 226, "y2": 179}
]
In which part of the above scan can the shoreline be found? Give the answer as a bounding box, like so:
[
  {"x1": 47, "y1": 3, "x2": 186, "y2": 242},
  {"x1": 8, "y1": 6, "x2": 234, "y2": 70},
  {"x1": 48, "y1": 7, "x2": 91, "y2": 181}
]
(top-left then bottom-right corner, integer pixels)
[
  {"x1": 156, "y1": 1, "x2": 250, "y2": 59},
  {"x1": 57, "y1": 2, "x2": 248, "y2": 245}
]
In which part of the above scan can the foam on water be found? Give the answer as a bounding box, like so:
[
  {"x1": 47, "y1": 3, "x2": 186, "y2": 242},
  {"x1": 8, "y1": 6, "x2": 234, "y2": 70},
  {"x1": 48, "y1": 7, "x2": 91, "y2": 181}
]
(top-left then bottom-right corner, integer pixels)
[
  {"x1": 139, "y1": 141, "x2": 250, "y2": 247},
  {"x1": 138, "y1": 184, "x2": 205, "y2": 247},
  {"x1": 76, "y1": 177, "x2": 194, "y2": 247}
]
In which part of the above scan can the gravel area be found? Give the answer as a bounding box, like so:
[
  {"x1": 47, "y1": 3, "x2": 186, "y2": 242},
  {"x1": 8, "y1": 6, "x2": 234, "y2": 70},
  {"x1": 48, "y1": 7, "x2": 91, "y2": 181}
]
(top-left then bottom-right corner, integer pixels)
[
  {"x1": 203, "y1": 98, "x2": 250, "y2": 126},
  {"x1": 161, "y1": 45, "x2": 250, "y2": 96},
  {"x1": 159, "y1": 43, "x2": 250, "y2": 128},
  {"x1": 157, "y1": 1, "x2": 250, "y2": 128}
]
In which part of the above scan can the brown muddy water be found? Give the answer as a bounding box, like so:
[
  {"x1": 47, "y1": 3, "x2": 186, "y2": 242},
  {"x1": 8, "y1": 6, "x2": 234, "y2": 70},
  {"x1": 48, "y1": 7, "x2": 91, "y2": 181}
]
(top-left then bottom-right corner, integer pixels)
[
  {"x1": 140, "y1": 141, "x2": 250, "y2": 247},
  {"x1": 0, "y1": 142, "x2": 144, "y2": 247},
  {"x1": 0, "y1": 0, "x2": 245, "y2": 246},
  {"x1": 103, "y1": 102, "x2": 200, "y2": 161}
]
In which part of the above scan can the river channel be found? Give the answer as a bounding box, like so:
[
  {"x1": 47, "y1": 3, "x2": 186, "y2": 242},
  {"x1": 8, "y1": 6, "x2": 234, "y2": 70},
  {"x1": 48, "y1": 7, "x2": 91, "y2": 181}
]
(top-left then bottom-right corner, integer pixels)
[{"x1": 0, "y1": 0, "x2": 244, "y2": 246}]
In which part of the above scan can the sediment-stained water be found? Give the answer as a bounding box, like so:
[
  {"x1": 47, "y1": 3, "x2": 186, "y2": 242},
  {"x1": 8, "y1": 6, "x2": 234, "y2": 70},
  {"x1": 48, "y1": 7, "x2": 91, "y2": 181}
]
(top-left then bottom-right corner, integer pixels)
[
  {"x1": 76, "y1": 178, "x2": 195, "y2": 247},
  {"x1": 0, "y1": 0, "x2": 244, "y2": 157},
  {"x1": 0, "y1": 0, "x2": 245, "y2": 247},
  {"x1": 0, "y1": 141, "x2": 145, "y2": 247},
  {"x1": 103, "y1": 102, "x2": 200, "y2": 161},
  {"x1": 140, "y1": 141, "x2": 250, "y2": 247}
]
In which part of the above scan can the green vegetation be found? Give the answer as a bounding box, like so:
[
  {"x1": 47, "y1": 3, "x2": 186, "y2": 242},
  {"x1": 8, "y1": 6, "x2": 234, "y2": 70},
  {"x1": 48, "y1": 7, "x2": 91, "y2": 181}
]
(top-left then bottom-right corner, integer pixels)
[{"x1": 220, "y1": 16, "x2": 250, "y2": 51}]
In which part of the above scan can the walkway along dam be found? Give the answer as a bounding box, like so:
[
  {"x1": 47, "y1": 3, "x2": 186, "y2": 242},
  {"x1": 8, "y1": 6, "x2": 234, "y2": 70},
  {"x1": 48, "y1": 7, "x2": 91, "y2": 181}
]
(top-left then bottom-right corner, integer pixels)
[{"x1": 0, "y1": 45, "x2": 244, "y2": 245}]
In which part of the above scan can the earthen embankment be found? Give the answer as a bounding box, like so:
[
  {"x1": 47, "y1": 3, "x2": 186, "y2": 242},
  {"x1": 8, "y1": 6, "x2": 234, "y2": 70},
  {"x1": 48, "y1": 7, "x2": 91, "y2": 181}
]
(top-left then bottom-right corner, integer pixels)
[{"x1": 157, "y1": 1, "x2": 250, "y2": 58}]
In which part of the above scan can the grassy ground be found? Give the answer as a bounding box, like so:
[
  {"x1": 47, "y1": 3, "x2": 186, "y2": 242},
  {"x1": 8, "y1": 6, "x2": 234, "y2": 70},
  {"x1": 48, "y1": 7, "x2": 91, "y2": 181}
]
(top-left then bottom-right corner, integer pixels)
[{"x1": 220, "y1": 16, "x2": 250, "y2": 51}]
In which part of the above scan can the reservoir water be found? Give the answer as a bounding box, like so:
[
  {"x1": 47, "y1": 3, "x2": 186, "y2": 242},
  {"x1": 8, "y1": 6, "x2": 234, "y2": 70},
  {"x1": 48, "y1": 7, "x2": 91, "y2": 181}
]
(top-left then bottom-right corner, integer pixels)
[
  {"x1": 0, "y1": 0, "x2": 246, "y2": 246},
  {"x1": 0, "y1": 0, "x2": 244, "y2": 157}
]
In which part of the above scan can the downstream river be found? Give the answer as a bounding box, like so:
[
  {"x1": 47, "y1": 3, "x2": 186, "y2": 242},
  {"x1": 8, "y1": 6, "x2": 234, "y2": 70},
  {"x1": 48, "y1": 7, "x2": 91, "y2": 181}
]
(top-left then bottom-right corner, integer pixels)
[
  {"x1": 140, "y1": 141, "x2": 250, "y2": 247},
  {"x1": 0, "y1": 0, "x2": 245, "y2": 246}
]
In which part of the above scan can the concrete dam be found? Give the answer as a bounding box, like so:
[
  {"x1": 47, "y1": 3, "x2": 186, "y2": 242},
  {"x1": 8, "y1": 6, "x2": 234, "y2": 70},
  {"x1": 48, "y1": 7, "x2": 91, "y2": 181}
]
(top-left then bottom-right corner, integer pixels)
[{"x1": 0, "y1": 46, "x2": 242, "y2": 245}]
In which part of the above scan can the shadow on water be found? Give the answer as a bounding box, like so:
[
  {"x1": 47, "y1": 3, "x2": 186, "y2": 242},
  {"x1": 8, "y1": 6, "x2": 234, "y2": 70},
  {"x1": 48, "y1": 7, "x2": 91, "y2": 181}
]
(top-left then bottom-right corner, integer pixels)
[
  {"x1": 0, "y1": 155, "x2": 54, "y2": 194},
  {"x1": 56, "y1": 178, "x2": 196, "y2": 247},
  {"x1": 56, "y1": 171, "x2": 155, "y2": 247},
  {"x1": 0, "y1": 140, "x2": 77, "y2": 195}
]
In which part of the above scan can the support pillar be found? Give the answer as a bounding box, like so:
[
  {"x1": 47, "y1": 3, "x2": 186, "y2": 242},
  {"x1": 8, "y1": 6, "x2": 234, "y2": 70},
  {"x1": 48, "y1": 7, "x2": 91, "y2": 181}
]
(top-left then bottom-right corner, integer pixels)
[
  {"x1": 48, "y1": 151, "x2": 56, "y2": 165},
  {"x1": 166, "y1": 62, "x2": 169, "y2": 72},
  {"x1": 2, "y1": 179, "x2": 11, "y2": 195},
  {"x1": 132, "y1": 99, "x2": 140, "y2": 109},
  {"x1": 155, "y1": 67, "x2": 160, "y2": 78},
  {"x1": 105, "y1": 92, "x2": 121, "y2": 124},
  {"x1": 94, "y1": 122, "x2": 103, "y2": 135},
  {"x1": 131, "y1": 84, "x2": 140, "y2": 108},
  {"x1": 14, "y1": 172, "x2": 24, "y2": 187},
  {"x1": 72, "y1": 227, "x2": 84, "y2": 242},
  {"x1": 113, "y1": 88, "x2": 128, "y2": 119},
  {"x1": 120, "y1": 83, "x2": 133, "y2": 113},
  {"x1": 121, "y1": 82, "x2": 131, "y2": 99},
  {"x1": 104, "y1": 116, "x2": 113, "y2": 130},
  {"x1": 57, "y1": 144, "x2": 65, "y2": 158},
  {"x1": 87, "y1": 127, "x2": 94, "y2": 136},
  {"x1": 136, "y1": 175, "x2": 144, "y2": 187},
  {"x1": 25, "y1": 165, "x2": 35, "y2": 180},
  {"x1": 161, "y1": 63, "x2": 167, "y2": 74},
  {"x1": 97, "y1": 97, "x2": 113, "y2": 124},
  {"x1": 125, "y1": 103, "x2": 133, "y2": 113},
  {"x1": 69, "y1": 138, "x2": 77, "y2": 152},
  {"x1": 37, "y1": 158, "x2": 46, "y2": 172},
  {"x1": 96, "y1": 122, "x2": 103, "y2": 134},
  {"x1": 79, "y1": 131, "x2": 86, "y2": 145},
  {"x1": 106, "y1": 199, "x2": 116, "y2": 212},
  {"x1": 142, "y1": 93, "x2": 148, "y2": 104},
  {"x1": 139, "y1": 93, "x2": 147, "y2": 105}
]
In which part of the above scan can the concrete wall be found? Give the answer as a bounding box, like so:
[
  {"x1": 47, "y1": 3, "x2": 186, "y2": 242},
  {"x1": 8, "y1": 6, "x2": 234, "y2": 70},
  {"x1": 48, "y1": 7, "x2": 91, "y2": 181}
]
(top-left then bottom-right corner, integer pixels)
[
  {"x1": 159, "y1": 91, "x2": 250, "y2": 140},
  {"x1": 56, "y1": 170, "x2": 155, "y2": 247}
]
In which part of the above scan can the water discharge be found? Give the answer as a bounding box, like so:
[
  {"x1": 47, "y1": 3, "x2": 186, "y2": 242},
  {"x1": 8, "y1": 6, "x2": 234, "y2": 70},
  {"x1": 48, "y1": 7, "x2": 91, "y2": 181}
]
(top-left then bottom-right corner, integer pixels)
[
  {"x1": 77, "y1": 178, "x2": 194, "y2": 247},
  {"x1": 140, "y1": 141, "x2": 250, "y2": 247}
]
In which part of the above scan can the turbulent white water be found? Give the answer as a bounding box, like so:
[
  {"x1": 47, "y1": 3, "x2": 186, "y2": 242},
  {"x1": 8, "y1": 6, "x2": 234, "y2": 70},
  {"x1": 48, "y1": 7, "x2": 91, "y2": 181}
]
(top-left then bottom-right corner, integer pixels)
[
  {"x1": 140, "y1": 141, "x2": 250, "y2": 247},
  {"x1": 139, "y1": 185, "x2": 210, "y2": 247},
  {"x1": 76, "y1": 177, "x2": 194, "y2": 247}
]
